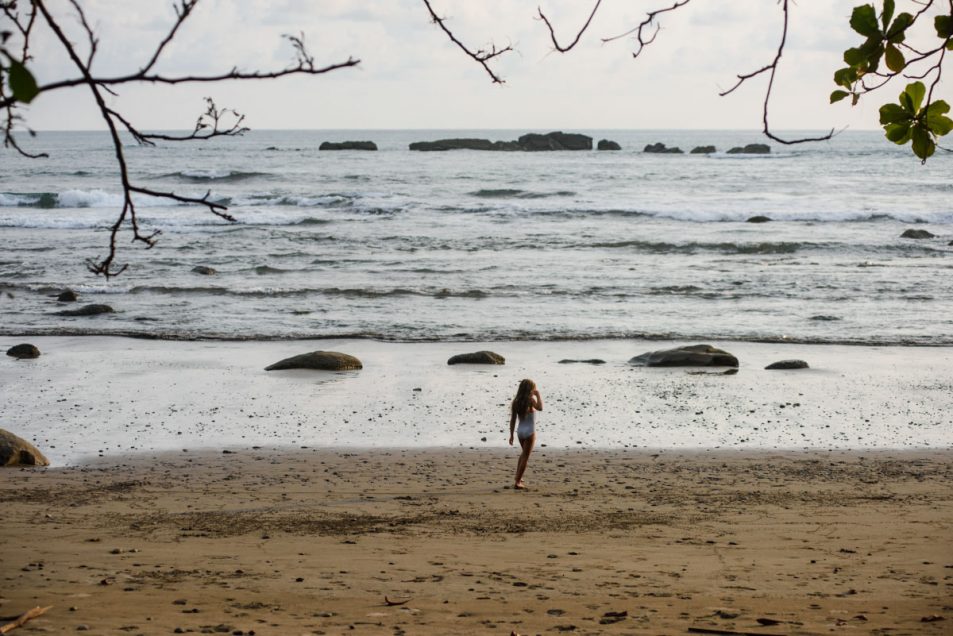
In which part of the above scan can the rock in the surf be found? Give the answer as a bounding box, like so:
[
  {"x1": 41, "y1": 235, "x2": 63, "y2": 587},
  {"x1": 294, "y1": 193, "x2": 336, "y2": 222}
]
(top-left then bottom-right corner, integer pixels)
[
  {"x1": 57, "y1": 289, "x2": 78, "y2": 302},
  {"x1": 727, "y1": 143, "x2": 770, "y2": 154},
  {"x1": 644, "y1": 142, "x2": 683, "y2": 154},
  {"x1": 447, "y1": 351, "x2": 505, "y2": 365},
  {"x1": 765, "y1": 359, "x2": 809, "y2": 370},
  {"x1": 265, "y1": 351, "x2": 363, "y2": 371},
  {"x1": 629, "y1": 344, "x2": 738, "y2": 367},
  {"x1": 55, "y1": 304, "x2": 114, "y2": 317},
  {"x1": 597, "y1": 139, "x2": 621, "y2": 151},
  {"x1": 6, "y1": 343, "x2": 40, "y2": 359},
  {"x1": 319, "y1": 141, "x2": 378, "y2": 151},
  {"x1": 746, "y1": 215, "x2": 772, "y2": 223},
  {"x1": 192, "y1": 265, "x2": 217, "y2": 275},
  {"x1": 0, "y1": 428, "x2": 50, "y2": 467},
  {"x1": 691, "y1": 145, "x2": 717, "y2": 154},
  {"x1": 901, "y1": 229, "x2": 935, "y2": 239},
  {"x1": 517, "y1": 132, "x2": 593, "y2": 151}
]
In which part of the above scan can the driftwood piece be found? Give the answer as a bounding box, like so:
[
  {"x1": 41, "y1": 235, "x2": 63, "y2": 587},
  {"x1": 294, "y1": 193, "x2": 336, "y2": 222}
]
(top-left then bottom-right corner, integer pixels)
[{"x1": 0, "y1": 606, "x2": 52, "y2": 634}]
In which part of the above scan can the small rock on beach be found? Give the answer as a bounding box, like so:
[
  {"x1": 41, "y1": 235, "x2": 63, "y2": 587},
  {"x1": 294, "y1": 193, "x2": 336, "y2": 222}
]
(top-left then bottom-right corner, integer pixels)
[
  {"x1": 6, "y1": 343, "x2": 40, "y2": 359},
  {"x1": 265, "y1": 351, "x2": 363, "y2": 371},
  {"x1": 765, "y1": 359, "x2": 809, "y2": 370},
  {"x1": 447, "y1": 351, "x2": 505, "y2": 365}
]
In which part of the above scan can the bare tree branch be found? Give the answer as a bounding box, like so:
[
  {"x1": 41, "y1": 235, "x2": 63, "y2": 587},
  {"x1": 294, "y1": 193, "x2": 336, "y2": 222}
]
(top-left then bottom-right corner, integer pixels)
[
  {"x1": 537, "y1": 0, "x2": 602, "y2": 53},
  {"x1": 601, "y1": 0, "x2": 691, "y2": 59},
  {"x1": 5, "y1": 0, "x2": 360, "y2": 276},
  {"x1": 718, "y1": 0, "x2": 835, "y2": 145},
  {"x1": 421, "y1": 0, "x2": 512, "y2": 84}
]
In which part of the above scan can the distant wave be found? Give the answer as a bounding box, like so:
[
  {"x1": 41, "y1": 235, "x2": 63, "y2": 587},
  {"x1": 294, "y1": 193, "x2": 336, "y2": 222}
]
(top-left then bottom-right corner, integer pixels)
[
  {"x1": 469, "y1": 188, "x2": 576, "y2": 199},
  {"x1": 157, "y1": 170, "x2": 271, "y2": 183},
  {"x1": 584, "y1": 239, "x2": 812, "y2": 255}
]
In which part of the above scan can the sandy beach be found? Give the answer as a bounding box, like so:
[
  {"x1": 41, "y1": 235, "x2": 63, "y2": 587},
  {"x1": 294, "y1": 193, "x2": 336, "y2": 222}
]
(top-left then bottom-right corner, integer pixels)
[
  {"x1": 2, "y1": 337, "x2": 952, "y2": 633},
  {"x1": 2, "y1": 448, "x2": 951, "y2": 634}
]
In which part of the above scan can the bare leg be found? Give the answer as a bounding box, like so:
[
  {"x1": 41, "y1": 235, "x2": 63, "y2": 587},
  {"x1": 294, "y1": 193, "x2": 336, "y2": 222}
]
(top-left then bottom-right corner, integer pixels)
[{"x1": 515, "y1": 433, "x2": 536, "y2": 489}]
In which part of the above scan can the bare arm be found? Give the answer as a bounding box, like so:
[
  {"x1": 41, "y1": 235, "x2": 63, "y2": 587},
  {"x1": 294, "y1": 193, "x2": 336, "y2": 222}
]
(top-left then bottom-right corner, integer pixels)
[
  {"x1": 532, "y1": 389, "x2": 543, "y2": 411},
  {"x1": 509, "y1": 410, "x2": 517, "y2": 445}
]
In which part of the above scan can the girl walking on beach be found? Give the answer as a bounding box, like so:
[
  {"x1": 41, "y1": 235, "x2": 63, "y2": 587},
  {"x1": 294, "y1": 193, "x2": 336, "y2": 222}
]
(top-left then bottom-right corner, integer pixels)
[{"x1": 509, "y1": 379, "x2": 543, "y2": 490}]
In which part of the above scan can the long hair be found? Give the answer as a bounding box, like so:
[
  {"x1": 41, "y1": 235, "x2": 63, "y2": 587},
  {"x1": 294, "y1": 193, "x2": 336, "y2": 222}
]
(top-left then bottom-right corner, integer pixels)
[{"x1": 511, "y1": 378, "x2": 536, "y2": 418}]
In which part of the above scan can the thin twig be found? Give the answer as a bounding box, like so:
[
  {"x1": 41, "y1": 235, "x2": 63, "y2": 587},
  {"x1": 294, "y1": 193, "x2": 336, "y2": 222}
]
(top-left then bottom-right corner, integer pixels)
[
  {"x1": 537, "y1": 0, "x2": 602, "y2": 53},
  {"x1": 421, "y1": 0, "x2": 512, "y2": 84}
]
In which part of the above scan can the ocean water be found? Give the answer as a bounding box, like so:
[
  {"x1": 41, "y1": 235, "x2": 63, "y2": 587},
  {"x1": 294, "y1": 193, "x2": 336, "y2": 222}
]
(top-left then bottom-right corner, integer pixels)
[{"x1": 2, "y1": 129, "x2": 951, "y2": 344}]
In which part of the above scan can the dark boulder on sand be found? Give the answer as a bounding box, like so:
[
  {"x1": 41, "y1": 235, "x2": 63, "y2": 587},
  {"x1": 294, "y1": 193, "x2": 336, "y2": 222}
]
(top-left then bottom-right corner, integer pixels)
[
  {"x1": 727, "y1": 143, "x2": 770, "y2": 154},
  {"x1": 447, "y1": 351, "x2": 505, "y2": 365},
  {"x1": 6, "y1": 343, "x2": 40, "y2": 359},
  {"x1": 765, "y1": 359, "x2": 809, "y2": 370},
  {"x1": 746, "y1": 215, "x2": 772, "y2": 223},
  {"x1": 57, "y1": 289, "x2": 78, "y2": 302},
  {"x1": 55, "y1": 304, "x2": 114, "y2": 317},
  {"x1": 901, "y1": 229, "x2": 935, "y2": 239},
  {"x1": 644, "y1": 142, "x2": 683, "y2": 154},
  {"x1": 629, "y1": 344, "x2": 739, "y2": 367},
  {"x1": 192, "y1": 265, "x2": 217, "y2": 275},
  {"x1": 265, "y1": 351, "x2": 363, "y2": 371},
  {"x1": 597, "y1": 139, "x2": 621, "y2": 151},
  {"x1": 0, "y1": 428, "x2": 49, "y2": 466},
  {"x1": 691, "y1": 145, "x2": 717, "y2": 154},
  {"x1": 319, "y1": 141, "x2": 378, "y2": 151}
]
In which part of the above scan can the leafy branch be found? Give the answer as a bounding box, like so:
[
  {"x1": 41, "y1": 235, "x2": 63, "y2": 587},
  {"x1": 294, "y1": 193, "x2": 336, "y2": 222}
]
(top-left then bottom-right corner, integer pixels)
[
  {"x1": 831, "y1": 0, "x2": 952, "y2": 161},
  {"x1": 1, "y1": 0, "x2": 359, "y2": 277}
]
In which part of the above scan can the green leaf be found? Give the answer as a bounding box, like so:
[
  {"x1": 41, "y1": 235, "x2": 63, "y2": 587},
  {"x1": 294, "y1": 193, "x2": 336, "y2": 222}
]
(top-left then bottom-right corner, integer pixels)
[
  {"x1": 911, "y1": 125, "x2": 935, "y2": 160},
  {"x1": 882, "y1": 0, "x2": 895, "y2": 30},
  {"x1": 879, "y1": 102, "x2": 909, "y2": 124},
  {"x1": 844, "y1": 47, "x2": 867, "y2": 66},
  {"x1": 900, "y1": 91, "x2": 914, "y2": 113},
  {"x1": 904, "y1": 81, "x2": 926, "y2": 112},
  {"x1": 8, "y1": 59, "x2": 38, "y2": 103},
  {"x1": 834, "y1": 67, "x2": 858, "y2": 88},
  {"x1": 850, "y1": 4, "x2": 881, "y2": 37},
  {"x1": 886, "y1": 12, "x2": 913, "y2": 42},
  {"x1": 884, "y1": 122, "x2": 911, "y2": 144},
  {"x1": 830, "y1": 90, "x2": 850, "y2": 104},
  {"x1": 884, "y1": 43, "x2": 904, "y2": 72},
  {"x1": 926, "y1": 100, "x2": 953, "y2": 136},
  {"x1": 935, "y1": 15, "x2": 952, "y2": 38},
  {"x1": 947, "y1": 40, "x2": 953, "y2": 51}
]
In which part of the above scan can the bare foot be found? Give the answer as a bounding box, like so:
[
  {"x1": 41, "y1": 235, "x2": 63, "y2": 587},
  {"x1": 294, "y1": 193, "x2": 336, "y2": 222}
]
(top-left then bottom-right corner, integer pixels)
[{"x1": 515, "y1": 481, "x2": 527, "y2": 490}]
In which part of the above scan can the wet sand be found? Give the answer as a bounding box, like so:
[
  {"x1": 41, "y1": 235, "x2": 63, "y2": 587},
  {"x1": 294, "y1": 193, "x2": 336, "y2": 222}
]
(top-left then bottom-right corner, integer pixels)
[{"x1": 2, "y1": 448, "x2": 951, "y2": 634}]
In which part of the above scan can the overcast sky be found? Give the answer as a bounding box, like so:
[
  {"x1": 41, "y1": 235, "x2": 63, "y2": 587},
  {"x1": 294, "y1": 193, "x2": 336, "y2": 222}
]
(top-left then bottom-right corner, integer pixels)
[{"x1": 17, "y1": 0, "x2": 953, "y2": 132}]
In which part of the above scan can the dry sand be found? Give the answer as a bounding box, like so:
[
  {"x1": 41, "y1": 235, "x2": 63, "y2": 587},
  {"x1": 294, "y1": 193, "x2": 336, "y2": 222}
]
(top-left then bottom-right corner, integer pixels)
[{"x1": 2, "y1": 448, "x2": 951, "y2": 635}]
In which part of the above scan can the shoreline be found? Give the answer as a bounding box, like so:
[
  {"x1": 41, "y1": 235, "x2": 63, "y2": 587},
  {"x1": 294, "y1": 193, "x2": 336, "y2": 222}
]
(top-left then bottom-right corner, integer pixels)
[
  {"x1": 4, "y1": 328, "x2": 953, "y2": 347},
  {"x1": 3, "y1": 447, "x2": 951, "y2": 634},
  {"x1": 3, "y1": 335, "x2": 951, "y2": 466}
]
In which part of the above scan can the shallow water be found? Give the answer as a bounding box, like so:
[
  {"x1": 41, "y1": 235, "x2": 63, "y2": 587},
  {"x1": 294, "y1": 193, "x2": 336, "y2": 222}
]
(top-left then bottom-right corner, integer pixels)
[{"x1": 2, "y1": 129, "x2": 951, "y2": 344}]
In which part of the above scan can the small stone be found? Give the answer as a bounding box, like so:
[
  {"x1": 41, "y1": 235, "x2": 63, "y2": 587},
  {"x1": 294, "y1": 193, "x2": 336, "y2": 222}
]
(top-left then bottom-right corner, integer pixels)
[
  {"x1": 57, "y1": 289, "x2": 78, "y2": 302},
  {"x1": 765, "y1": 359, "x2": 809, "y2": 370},
  {"x1": 447, "y1": 351, "x2": 505, "y2": 365},
  {"x1": 191, "y1": 266, "x2": 217, "y2": 275}
]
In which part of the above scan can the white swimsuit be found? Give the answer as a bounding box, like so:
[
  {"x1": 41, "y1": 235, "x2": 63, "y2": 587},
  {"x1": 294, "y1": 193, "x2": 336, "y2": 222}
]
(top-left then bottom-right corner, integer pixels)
[{"x1": 516, "y1": 409, "x2": 537, "y2": 440}]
